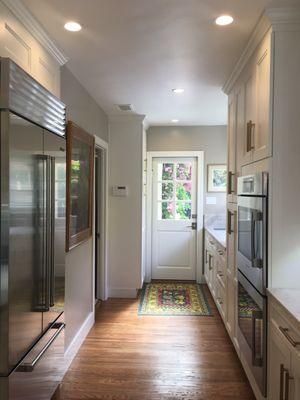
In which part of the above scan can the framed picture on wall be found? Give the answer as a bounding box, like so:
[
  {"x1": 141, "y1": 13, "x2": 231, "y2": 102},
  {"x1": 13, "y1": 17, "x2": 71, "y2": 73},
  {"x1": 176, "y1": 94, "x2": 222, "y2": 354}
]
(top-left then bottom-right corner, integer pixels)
[
  {"x1": 66, "y1": 121, "x2": 95, "y2": 251},
  {"x1": 207, "y1": 164, "x2": 227, "y2": 193}
]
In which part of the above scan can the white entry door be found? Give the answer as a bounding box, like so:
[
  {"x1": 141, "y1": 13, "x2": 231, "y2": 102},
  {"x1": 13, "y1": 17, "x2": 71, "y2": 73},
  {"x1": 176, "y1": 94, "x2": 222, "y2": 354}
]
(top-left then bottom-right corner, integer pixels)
[{"x1": 152, "y1": 158, "x2": 197, "y2": 280}]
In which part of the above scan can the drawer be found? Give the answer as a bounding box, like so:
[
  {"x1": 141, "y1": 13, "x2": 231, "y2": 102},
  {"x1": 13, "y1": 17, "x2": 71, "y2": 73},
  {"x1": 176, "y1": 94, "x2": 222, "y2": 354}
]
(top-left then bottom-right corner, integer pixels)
[
  {"x1": 216, "y1": 277, "x2": 226, "y2": 320},
  {"x1": 3, "y1": 315, "x2": 65, "y2": 400},
  {"x1": 205, "y1": 232, "x2": 216, "y2": 251},
  {"x1": 269, "y1": 301, "x2": 300, "y2": 354}
]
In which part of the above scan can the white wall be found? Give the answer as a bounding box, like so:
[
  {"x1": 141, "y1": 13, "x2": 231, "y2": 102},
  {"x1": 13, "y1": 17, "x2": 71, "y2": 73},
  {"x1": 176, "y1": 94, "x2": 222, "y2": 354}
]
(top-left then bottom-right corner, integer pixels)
[
  {"x1": 108, "y1": 115, "x2": 145, "y2": 298},
  {"x1": 60, "y1": 65, "x2": 108, "y2": 348},
  {"x1": 147, "y1": 125, "x2": 227, "y2": 216}
]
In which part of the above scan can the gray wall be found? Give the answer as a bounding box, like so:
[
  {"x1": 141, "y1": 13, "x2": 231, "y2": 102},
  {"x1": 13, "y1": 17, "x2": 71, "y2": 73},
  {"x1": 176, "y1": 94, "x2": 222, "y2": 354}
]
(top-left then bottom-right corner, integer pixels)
[
  {"x1": 60, "y1": 65, "x2": 108, "y2": 348},
  {"x1": 147, "y1": 126, "x2": 227, "y2": 215},
  {"x1": 61, "y1": 65, "x2": 108, "y2": 142}
]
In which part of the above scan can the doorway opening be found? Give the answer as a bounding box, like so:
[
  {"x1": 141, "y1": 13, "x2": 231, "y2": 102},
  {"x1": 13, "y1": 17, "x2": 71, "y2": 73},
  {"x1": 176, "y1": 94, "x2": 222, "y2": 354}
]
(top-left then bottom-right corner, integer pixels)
[
  {"x1": 146, "y1": 151, "x2": 204, "y2": 283},
  {"x1": 94, "y1": 139, "x2": 108, "y2": 301}
]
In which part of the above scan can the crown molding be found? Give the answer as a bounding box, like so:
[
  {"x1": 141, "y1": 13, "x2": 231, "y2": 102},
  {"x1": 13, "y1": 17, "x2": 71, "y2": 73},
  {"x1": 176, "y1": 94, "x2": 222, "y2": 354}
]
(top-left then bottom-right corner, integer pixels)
[
  {"x1": 222, "y1": 13, "x2": 271, "y2": 95},
  {"x1": 1, "y1": 0, "x2": 68, "y2": 65},
  {"x1": 108, "y1": 113, "x2": 146, "y2": 123},
  {"x1": 223, "y1": 6, "x2": 300, "y2": 94},
  {"x1": 265, "y1": 6, "x2": 300, "y2": 26}
]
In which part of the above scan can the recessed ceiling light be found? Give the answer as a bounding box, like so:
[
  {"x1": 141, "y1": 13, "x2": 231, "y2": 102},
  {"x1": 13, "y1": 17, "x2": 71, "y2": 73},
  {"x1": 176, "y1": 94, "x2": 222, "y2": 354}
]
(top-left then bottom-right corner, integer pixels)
[
  {"x1": 64, "y1": 21, "x2": 82, "y2": 32},
  {"x1": 172, "y1": 88, "x2": 184, "y2": 94},
  {"x1": 171, "y1": 119, "x2": 179, "y2": 123},
  {"x1": 215, "y1": 15, "x2": 234, "y2": 26}
]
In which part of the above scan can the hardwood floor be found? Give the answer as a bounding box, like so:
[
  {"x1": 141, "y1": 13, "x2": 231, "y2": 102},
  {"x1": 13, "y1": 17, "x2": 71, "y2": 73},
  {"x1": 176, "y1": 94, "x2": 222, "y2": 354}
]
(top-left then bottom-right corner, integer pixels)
[{"x1": 53, "y1": 286, "x2": 255, "y2": 400}]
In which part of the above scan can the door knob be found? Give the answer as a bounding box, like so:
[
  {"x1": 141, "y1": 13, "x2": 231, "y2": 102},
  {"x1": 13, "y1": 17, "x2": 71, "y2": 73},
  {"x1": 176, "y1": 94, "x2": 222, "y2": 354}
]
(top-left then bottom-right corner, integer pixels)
[{"x1": 187, "y1": 222, "x2": 197, "y2": 230}]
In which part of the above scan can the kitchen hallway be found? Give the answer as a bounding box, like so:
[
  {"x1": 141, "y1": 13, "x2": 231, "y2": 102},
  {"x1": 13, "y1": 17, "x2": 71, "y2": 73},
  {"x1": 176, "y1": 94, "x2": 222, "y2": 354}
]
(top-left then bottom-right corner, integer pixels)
[{"x1": 52, "y1": 285, "x2": 254, "y2": 400}]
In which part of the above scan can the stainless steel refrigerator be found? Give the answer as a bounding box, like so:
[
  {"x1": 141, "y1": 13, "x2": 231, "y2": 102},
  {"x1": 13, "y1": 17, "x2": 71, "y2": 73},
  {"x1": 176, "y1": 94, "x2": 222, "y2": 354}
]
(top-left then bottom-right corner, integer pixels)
[{"x1": 0, "y1": 58, "x2": 66, "y2": 399}]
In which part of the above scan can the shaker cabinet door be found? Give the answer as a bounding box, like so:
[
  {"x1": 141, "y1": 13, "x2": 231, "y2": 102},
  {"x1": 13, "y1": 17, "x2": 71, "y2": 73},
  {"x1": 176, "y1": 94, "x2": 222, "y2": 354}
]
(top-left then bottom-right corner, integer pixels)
[
  {"x1": 254, "y1": 32, "x2": 272, "y2": 162},
  {"x1": 227, "y1": 94, "x2": 237, "y2": 203},
  {"x1": 268, "y1": 322, "x2": 291, "y2": 400}
]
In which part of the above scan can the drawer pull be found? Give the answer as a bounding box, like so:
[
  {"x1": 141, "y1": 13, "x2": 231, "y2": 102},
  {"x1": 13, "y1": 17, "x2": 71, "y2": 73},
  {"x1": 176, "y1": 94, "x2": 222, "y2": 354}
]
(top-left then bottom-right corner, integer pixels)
[
  {"x1": 16, "y1": 322, "x2": 65, "y2": 372},
  {"x1": 218, "y1": 250, "x2": 224, "y2": 255},
  {"x1": 279, "y1": 326, "x2": 300, "y2": 347},
  {"x1": 217, "y1": 272, "x2": 223, "y2": 277}
]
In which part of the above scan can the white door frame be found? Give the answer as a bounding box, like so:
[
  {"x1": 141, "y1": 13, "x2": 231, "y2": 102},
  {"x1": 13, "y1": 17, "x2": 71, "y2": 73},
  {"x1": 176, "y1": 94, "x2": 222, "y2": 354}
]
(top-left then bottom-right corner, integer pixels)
[
  {"x1": 93, "y1": 136, "x2": 109, "y2": 302},
  {"x1": 146, "y1": 151, "x2": 204, "y2": 283}
]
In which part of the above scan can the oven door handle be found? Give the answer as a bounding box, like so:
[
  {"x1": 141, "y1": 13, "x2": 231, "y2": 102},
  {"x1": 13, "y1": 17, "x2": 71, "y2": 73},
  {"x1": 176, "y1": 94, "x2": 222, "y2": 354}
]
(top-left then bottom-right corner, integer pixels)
[
  {"x1": 252, "y1": 310, "x2": 263, "y2": 367},
  {"x1": 251, "y1": 211, "x2": 263, "y2": 269}
]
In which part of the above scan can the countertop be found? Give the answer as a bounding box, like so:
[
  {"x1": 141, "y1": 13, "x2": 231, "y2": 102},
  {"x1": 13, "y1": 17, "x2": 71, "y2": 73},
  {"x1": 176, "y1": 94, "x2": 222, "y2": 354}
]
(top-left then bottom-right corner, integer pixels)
[
  {"x1": 205, "y1": 226, "x2": 226, "y2": 249},
  {"x1": 267, "y1": 288, "x2": 300, "y2": 327}
]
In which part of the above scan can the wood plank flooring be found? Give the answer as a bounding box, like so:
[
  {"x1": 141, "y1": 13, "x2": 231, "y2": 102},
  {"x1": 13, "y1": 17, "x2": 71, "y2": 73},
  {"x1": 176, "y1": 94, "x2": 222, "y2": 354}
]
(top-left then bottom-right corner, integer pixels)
[{"x1": 52, "y1": 286, "x2": 255, "y2": 400}]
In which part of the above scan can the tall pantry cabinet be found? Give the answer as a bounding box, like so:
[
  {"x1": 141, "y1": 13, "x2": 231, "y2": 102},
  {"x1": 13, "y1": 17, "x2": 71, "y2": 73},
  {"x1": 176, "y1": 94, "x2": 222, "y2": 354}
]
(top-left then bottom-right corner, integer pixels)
[{"x1": 224, "y1": 6, "x2": 300, "y2": 400}]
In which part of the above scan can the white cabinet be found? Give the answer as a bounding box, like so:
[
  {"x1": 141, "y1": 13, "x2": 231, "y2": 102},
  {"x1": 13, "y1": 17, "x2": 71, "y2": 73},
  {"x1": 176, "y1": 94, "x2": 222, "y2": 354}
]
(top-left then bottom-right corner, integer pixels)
[
  {"x1": 253, "y1": 32, "x2": 272, "y2": 162},
  {"x1": 226, "y1": 203, "x2": 238, "y2": 348},
  {"x1": 227, "y1": 93, "x2": 237, "y2": 202},
  {"x1": 0, "y1": 2, "x2": 62, "y2": 97},
  {"x1": 204, "y1": 231, "x2": 227, "y2": 322},
  {"x1": 233, "y1": 29, "x2": 272, "y2": 169},
  {"x1": 269, "y1": 322, "x2": 292, "y2": 400},
  {"x1": 268, "y1": 298, "x2": 300, "y2": 400}
]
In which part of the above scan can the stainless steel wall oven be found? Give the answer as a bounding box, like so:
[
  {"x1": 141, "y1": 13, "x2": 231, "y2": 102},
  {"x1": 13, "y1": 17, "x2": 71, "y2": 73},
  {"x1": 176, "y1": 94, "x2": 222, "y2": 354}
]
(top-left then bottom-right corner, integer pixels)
[{"x1": 237, "y1": 172, "x2": 268, "y2": 397}]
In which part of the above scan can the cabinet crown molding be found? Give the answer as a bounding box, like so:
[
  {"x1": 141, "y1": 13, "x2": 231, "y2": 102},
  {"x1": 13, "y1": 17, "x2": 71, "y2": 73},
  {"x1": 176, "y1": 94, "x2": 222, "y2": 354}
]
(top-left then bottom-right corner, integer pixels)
[
  {"x1": 223, "y1": 5, "x2": 300, "y2": 95},
  {"x1": 265, "y1": 6, "x2": 300, "y2": 26},
  {"x1": 222, "y1": 14, "x2": 271, "y2": 95},
  {"x1": 1, "y1": 0, "x2": 68, "y2": 65}
]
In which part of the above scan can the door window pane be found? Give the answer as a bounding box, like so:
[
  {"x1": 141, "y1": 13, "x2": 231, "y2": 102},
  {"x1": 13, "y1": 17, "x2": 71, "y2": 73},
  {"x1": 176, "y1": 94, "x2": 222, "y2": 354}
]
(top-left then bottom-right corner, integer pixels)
[
  {"x1": 176, "y1": 182, "x2": 192, "y2": 200},
  {"x1": 161, "y1": 163, "x2": 174, "y2": 180},
  {"x1": 176, "y1": 163, "x2": 191, "y2": 180},
  {"x1": 159, "y1": 202, "x2": 174, "y2": 220},
  {"x1": 176, "y1": 202, "x2": 191, "y2": 219},
  {"x1": 161, "y1": 182, "x2": 173, "y2": 200}
]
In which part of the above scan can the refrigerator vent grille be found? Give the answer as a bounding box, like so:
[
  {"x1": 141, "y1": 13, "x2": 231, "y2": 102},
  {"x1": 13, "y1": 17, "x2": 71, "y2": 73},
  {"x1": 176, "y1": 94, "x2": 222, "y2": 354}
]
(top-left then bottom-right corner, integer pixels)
[{"x1": 1, "y1": 59, "x2": 66, "y2": 136}]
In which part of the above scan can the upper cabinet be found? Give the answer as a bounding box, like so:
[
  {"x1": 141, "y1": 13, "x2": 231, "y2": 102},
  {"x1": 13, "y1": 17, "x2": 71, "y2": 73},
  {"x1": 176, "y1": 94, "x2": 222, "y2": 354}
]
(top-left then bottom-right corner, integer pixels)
[
  {"x1": 227, "y1": 94, "x2": 237, "y2": 202},
  {"x1": 227, "y1": 29, "x2": 272, "y2": 183},
  {"x1": 0, "y1": 1, "x2": 67, "y2": 97}
]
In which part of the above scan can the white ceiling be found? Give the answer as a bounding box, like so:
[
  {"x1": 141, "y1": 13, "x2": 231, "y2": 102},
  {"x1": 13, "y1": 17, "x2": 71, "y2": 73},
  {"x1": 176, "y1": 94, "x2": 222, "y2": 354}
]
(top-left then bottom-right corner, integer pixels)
[{"x1": 23, "y1": 0, "x2": 274, "y2": 126}]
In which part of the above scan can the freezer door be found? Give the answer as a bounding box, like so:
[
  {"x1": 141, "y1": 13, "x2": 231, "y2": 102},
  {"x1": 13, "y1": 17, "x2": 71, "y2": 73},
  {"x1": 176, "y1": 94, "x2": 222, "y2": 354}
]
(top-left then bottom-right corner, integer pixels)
[
  {"x1": 42, "y1": 130, "x2": 66, "y2": 331},
  {"x1": 0, "y1": 314, "x2": 65, "y2": 400},
  {"x1": 0, "y1": 113, "x2": 45, "y2": 375}
]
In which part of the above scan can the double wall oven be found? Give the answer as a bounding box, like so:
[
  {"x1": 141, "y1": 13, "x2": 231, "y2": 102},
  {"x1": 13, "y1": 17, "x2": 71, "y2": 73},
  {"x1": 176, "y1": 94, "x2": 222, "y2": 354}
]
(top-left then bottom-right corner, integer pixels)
[{"x1": 237, "y1": 172, "x2": 268, "y2": 397}]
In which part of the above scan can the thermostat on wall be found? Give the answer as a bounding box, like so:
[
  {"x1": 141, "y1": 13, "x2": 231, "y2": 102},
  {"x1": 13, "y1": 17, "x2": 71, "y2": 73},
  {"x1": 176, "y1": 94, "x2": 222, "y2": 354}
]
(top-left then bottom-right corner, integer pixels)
[{"x1": 112, "y1": 185, "x2": 128, "y2": 197}]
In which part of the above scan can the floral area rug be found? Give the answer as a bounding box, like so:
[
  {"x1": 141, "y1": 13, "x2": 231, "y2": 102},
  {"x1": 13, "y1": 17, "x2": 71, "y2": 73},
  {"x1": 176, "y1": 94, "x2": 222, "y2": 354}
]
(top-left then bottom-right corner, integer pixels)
[{"x1": 138, "y1": 282, "x2": 212, "y2": 316}]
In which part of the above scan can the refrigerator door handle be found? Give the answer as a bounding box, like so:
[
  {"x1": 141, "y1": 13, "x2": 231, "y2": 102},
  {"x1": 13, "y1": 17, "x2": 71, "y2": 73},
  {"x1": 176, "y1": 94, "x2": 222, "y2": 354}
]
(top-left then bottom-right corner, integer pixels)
[
  {"x1": 16, "y1": 323, "x2": 65, "y2": 372},
  {"x1": 50, "y1": 157, "x2": 55, "y2": 307},
  {"x1": 44, "y1": 156, "x2": 52, "y2": 310}
]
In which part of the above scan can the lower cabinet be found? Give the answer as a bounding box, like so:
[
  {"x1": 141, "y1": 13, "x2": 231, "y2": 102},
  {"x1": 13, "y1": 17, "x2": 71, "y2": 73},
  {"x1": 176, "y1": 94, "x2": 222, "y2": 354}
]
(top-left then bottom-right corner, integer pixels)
[
  {"x1": 204, "y1": 230, "x2": 227, "y2": 323},
  {"x1": 268, "y1": 298, "x2": 300, "y2": 400}
]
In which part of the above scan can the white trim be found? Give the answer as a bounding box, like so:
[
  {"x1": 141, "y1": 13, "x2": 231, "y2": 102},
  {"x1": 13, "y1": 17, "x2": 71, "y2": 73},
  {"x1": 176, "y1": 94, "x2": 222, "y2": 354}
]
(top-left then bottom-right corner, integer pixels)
[
  {"x1": 265, "y1": 6, "x2": 300, "y2": 26},
  {"x1": 93, "y1": 136, "x2": 109, "y2": 301},
  {"x1": 222, "y1": 14, "x2": 271, "y2": 95},
  {"x1": 223, "y1": 6, "x2": 300, "y2": 94},
  {"x1": 64, "y1": 312, "x2": 94, "y2": 369},
  {"x1": 108, "y1": 287, "x2": 137, "y2": 298},
  {"x1": 108, "y1": 114, "x2": 146, "y2": 123},
  {"x1": 1, "y1": 0, "x2": 68, "y2": 65},
  {"x1": 146, "y1": 151, "x2": 204, "y2": 283}
]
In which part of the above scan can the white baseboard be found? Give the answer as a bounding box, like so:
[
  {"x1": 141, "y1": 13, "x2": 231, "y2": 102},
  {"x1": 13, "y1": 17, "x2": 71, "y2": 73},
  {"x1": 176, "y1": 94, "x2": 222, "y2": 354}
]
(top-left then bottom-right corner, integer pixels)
[
  {"x1": 64, "y1": 311, "x2": 95, "y2": 370},
  {"x1": 108, "y1": 287, "x2": 138, "y2": 298}
]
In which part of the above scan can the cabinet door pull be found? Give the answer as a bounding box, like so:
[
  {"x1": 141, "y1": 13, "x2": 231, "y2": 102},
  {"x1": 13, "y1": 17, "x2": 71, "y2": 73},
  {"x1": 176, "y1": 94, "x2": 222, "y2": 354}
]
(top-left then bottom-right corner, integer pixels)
[
  {"x1": 284, "y1": 370, "x2": 294, "y2": 400},
  {"x1": 227, "y1": 171, "x2": 235, "y2": 195},
  {"x1": 247, "y1": 120, "x2": 255, "y2": 152},
  {"x1": 208, "y1": 254, "x2": 213, "y2": 270},
  {"x1": 279, "y1": 326, "x2": 300, "y2": 347},
  {"x1": 280, "y1": 364, "x2": 285, "y2": 400},
  {"x1": 227, "y1": 210, "x2": 233, "y2": 235}
]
